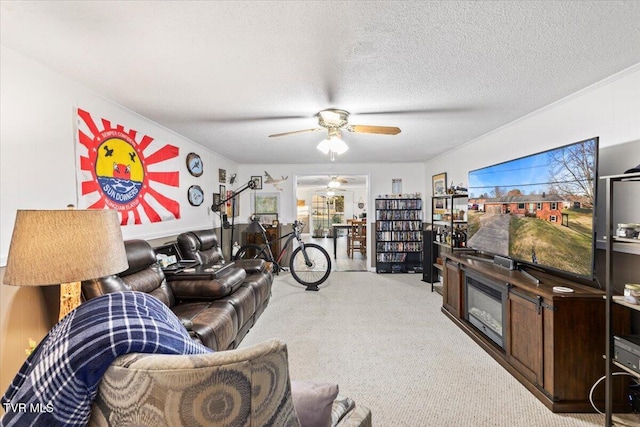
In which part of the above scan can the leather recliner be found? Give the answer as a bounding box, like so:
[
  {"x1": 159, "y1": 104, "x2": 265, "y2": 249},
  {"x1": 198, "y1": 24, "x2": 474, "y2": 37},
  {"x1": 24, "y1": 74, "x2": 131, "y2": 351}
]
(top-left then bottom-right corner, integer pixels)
[
  {"x1": 177, "y1": 228, "x2": 273, "y2": 336},
  {"x1": 81, "y1": 239, "x2": 269, "y2": 351}
]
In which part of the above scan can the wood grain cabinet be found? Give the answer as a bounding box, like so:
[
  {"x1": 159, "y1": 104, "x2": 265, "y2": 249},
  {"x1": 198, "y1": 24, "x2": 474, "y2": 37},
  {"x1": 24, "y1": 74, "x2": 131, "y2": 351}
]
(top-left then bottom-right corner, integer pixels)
[
  {"x1": 245, "y1": 225, "x2": 280, "y2": 256},
  {"x1": 440, "y1": 251, "x2": 625, "y2": 413},
  {"x1": 442, "y1": 259, "x2": 462, "y2": 317},
  {"x1": 506, "y1": 291, "x2": 543, "y2": 386}
]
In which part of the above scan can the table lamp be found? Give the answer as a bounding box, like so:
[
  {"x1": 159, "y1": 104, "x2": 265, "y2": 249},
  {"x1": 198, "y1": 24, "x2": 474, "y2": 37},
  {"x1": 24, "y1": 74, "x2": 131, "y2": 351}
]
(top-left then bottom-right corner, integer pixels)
[{"x1": 3, "y1": 209, "x2": 129, "y2": 320}]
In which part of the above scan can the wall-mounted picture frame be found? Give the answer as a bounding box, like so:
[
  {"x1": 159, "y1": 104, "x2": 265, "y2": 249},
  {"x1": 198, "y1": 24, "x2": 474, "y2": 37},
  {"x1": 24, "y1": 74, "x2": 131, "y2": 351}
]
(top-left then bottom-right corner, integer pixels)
[
  {"x1": 252, "y1": 192, "x2": 279, "y2": 215},
  {"x1": 219, "y1": 168, "x2": 226, "y2": 183},
  {"x1": 212, "y1": 193, "x2": 221, "y2": 212},
  {"x1": 257, "y1": 213, "x2": 278, "y2": 226},
  {"x1": 226, "y1": 190, "x2": 239, "y2": 217},
  {"x1": 432, "y1": 172, "x2": 447, "y2": 196},
  {"x1": 392, "y1": 178, "x2": 402, "y2": 195},
  {"x1": 251, "y1": 175, "x2": 263, "y2": 190}
]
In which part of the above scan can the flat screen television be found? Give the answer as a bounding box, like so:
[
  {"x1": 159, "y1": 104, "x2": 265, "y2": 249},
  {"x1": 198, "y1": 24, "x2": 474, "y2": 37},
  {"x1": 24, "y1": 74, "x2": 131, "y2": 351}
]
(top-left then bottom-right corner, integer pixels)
[{"x1": 467, "y1": 137, "x2": 599, "y2": 280}]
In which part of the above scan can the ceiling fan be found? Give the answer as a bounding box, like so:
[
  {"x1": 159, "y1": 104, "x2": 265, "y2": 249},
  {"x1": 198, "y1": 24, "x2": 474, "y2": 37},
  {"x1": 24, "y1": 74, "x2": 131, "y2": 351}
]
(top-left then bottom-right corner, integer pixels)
[
  {"x1": 327, "y1": 175, "x2": 353, "y2": 188},
  {"x1": 269, "y1": 109, "x2": 401, "y2": 160},
  {"x1": 268, "y1": 109, "x2": 401, "y2": 139}
]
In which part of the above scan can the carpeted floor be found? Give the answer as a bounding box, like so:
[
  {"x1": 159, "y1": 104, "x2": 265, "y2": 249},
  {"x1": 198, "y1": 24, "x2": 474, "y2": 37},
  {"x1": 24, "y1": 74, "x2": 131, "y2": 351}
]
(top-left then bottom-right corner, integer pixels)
[{"x1": 239, "y1": 271, "x2": 614, "y2": 426}]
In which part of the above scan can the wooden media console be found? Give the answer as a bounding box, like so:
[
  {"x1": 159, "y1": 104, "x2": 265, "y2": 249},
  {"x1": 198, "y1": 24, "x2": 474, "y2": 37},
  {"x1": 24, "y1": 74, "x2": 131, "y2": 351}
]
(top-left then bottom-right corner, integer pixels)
[{"x1": 440, "y1": 250, "x2": 628, "y2": 413}]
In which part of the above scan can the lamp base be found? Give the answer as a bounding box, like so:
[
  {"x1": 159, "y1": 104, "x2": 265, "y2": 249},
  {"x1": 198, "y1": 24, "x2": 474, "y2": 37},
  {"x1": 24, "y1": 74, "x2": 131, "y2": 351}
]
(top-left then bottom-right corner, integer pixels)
[{"x1": 59, "y1": 282, "x2": 82, "y2": 320}]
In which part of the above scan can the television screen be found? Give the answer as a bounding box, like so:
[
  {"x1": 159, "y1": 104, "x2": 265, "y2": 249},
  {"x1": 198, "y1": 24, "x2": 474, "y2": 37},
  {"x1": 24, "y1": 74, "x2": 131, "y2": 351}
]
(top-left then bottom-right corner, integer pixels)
[{"x1": 467, "y1": 137, "x2": 598, "y2": 279}]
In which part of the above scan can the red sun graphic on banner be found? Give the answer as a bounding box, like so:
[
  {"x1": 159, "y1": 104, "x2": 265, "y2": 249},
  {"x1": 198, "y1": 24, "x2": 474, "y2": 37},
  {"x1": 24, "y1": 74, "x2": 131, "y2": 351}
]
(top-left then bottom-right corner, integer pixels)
[{"x1": 76, "y1": 108, "x2": 180, "y2": 225}]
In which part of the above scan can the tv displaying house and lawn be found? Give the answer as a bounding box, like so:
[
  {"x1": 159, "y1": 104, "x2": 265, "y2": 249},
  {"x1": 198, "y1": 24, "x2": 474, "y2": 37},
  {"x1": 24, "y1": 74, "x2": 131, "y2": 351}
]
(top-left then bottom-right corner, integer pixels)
[{"x1": 467, "y1": 137, "x2": 598, "y2": 280}]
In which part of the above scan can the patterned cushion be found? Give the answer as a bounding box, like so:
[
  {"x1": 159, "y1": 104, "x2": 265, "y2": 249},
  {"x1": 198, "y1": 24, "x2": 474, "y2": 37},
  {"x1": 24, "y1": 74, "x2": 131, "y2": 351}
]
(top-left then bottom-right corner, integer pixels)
[{"x1": 88, "y1": 339, "x2": 300, "y2": 426}]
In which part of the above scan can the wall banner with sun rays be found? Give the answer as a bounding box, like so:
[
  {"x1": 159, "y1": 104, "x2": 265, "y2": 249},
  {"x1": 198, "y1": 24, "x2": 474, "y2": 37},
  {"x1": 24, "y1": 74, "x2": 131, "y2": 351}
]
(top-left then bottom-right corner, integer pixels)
[{"x1": 76, "y1": 108, "x2": 181, "y2": 225}]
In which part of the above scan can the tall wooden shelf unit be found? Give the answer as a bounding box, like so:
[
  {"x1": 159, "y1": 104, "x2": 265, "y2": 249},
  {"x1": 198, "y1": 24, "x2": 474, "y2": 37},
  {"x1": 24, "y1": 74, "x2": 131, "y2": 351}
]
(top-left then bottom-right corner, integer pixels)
[
  {"x1": 375, "y1": 197, "x2": 423, "y2": 273},
  {"x1": 603, "y1": 172, "x2": 640, "y2": 427}
]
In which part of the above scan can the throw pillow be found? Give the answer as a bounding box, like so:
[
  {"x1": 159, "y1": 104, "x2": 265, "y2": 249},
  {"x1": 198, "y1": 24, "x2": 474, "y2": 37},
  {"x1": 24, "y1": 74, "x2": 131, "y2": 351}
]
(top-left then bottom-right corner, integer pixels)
[{"x1": 290, "y1": 380, "x2": 339, "y2": 427}]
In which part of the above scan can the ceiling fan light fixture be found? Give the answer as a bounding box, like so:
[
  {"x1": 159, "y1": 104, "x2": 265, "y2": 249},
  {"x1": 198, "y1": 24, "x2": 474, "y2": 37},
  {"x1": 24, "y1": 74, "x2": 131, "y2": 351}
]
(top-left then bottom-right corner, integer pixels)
[
  {"x1": 328, "y1": 179, "x2": 341, "y2": 188},
  {"x1": 317, "y1": 128, "x2": 348, "y2": 160}
]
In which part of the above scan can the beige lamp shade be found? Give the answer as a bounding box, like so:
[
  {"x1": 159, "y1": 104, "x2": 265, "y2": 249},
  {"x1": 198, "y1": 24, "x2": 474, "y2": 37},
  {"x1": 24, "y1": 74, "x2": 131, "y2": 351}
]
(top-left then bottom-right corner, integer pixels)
[{"x1": 4, "y1": 209, "x2": 129, "y2": 286}]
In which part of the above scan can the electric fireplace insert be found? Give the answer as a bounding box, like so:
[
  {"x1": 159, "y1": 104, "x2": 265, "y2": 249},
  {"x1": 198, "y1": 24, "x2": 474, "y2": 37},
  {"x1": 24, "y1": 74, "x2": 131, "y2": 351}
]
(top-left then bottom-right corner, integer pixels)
[{"x1": 463, "y1": 269, "x2": 508, "y2": 349}]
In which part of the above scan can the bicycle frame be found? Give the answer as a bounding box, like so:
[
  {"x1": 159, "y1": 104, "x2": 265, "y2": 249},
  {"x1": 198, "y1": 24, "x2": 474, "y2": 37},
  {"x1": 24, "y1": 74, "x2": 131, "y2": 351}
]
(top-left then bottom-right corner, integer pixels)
[
  {"x1": 255, "y1": 221, "x2": 309, "y2": 270},
  {"x1": 239, "y1": 219, "x2": 331, "y2": 290}
]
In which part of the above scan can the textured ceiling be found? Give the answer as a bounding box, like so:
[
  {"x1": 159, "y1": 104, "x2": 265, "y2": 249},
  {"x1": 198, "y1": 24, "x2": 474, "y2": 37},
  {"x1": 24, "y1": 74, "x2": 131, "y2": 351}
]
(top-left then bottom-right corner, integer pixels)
[{"x1": 2, "y1": 1, "x2": 640, "y2": 164}]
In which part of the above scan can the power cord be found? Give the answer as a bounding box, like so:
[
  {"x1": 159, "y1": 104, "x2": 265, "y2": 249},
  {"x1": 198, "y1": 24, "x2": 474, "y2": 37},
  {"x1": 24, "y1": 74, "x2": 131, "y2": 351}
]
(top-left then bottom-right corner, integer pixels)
[{"x1": 589, "y1": 372, "x2": 638, "y2": 414}]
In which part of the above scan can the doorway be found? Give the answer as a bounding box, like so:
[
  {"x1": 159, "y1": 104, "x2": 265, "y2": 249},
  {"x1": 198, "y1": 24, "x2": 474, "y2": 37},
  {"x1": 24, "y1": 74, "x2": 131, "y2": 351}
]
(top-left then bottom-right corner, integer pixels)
[{"x1": 295, "y1": 174, "x2": 369, "y2": 271}]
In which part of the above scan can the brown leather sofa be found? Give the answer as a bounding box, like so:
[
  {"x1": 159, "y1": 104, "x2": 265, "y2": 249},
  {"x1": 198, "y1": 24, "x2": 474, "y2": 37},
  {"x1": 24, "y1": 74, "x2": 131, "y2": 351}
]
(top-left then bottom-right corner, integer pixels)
[
  {"x1": 82, "y1": 237, "x2": 272, "y2": 351},
  {"x1": 176, "y1": 228, "x2": 273, "y2": 321}
]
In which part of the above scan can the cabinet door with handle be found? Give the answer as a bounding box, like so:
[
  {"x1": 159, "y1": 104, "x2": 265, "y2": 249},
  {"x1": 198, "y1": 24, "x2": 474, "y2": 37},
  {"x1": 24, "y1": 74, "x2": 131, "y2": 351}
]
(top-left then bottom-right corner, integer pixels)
[
  {"x1": 507, "y1": 291, "x2": 543, "y2": 386},
  {"x1": 443, "y1": 260, "x2": 462, "y2": 318}
]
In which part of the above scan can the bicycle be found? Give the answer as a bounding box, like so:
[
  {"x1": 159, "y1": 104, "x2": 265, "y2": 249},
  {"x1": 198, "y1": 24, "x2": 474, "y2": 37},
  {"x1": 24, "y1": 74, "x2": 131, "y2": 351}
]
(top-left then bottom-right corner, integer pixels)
[{"x1": 234, "y1": 219, "x2": 331, "y2": 291}]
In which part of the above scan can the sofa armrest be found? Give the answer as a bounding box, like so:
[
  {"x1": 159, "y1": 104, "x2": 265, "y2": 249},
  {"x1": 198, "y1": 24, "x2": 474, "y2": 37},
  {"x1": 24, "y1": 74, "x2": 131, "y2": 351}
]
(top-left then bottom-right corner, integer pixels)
[
  {"x1": 89, "y1": 339, "x2": 300, "y2": 427},
  {"x1": 168, "y1": 267, "x2": 246, "y2": 300},
  {"x1": 234, "y1": 258, "x2": 268, "y2": 274},
  {"x1": 334, "y1": 403, "x2": 372, "y2": 427},
  {"x1": 81, "y1": 275, "x2": 130, "y2": 301}
]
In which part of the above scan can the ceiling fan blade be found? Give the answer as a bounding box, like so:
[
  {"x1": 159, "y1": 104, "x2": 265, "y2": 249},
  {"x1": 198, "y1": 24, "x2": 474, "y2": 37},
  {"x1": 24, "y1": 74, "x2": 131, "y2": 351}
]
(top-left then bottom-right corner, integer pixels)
[
  {"x1": 347, "y1": 125, "x2": 401, "y2": 135},
  {"x1": 268, "y1": 128, "x2": 324, "y2": 138},
  {"x1": 357, "y1": 107, "x2": 472, "y2": 116}
]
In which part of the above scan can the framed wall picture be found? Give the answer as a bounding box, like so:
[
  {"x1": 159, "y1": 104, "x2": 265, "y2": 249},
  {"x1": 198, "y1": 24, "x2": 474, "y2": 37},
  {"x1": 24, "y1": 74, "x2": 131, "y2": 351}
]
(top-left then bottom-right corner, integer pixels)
[
  {"x1": 252, "y1": 192, "x2": 279, "y2": 215},
  {"x1": 392, "y1": 178, "x2": 402, "y2": 195},
  {"x1": 257, "y1": 213, "x2": 278, "y2": 225},
  {"x1": 432, "y1": 172, "x2": 447, "y2": 196},
  {"x1": 219, "y1": 185, "x2": 226, "y2": 211},
  {"x1": 226, "y1": 190, "x2": 239, "y2": 217},
  {"x1": 219, "y1": 168, "x2": 226, "y2": 183},
  {"x1": 212, "y1": 193, "x2": 221, "y2": 212},
  {"x1": 251, "y1": 175, "x2": 263, "y2": 190}
]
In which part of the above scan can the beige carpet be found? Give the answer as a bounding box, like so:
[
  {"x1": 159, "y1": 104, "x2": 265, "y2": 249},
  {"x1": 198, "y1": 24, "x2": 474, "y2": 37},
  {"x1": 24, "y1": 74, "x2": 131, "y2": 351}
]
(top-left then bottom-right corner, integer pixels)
[{"x1": 240, "y1": 272, "x2": 610, "y2": 426}]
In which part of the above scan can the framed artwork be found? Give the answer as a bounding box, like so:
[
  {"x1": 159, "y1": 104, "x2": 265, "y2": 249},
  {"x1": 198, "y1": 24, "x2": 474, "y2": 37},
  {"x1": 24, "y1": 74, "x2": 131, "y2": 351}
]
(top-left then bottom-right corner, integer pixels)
[
  {"x1": 257, "y1": 213, "x2": 278, "y2": 225},
  {"x1": 212, "y1": 193, "x2": 221, "y2": 212},
  {"x1": 432, "y1": 172, "x2": 447, "y2": 196},
  {"x1": 226, "y1": 190, "x2": 239, "y2": 217},
  {"x1": 434, "y1": 198, "x2": 445, "y2": 210},
  {"x1": 251, "y1": 175, "x2": 263, "y2": 190},
  {"x1": 252, "y1": 192, "x2": 279, "y2": 215},
  {"x1": 219, "y1": 185, "x2": 226, "y2": 197},
  {"x1": 392, "y1": 178, "x2": 402, "y2": 195},
  {"x1": 219, "y1": 168, "x2": 226, "y2": 183}
]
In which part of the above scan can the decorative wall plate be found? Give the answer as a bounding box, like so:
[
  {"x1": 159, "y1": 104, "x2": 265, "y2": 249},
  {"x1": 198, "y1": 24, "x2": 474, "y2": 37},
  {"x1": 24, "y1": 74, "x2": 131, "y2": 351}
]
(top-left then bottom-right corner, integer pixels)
[
  {"x1": 186, "y1": 152, "x2": 203, "y2": 177},
  {"x1": 188, "y1": 185, "x2": 204, "y2": 206}
]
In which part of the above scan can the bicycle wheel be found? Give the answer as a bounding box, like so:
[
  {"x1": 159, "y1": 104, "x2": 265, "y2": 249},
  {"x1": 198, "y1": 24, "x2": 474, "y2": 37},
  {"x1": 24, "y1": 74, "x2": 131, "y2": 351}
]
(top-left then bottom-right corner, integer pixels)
[
  {"x1": 234, "y1": 244, "x2": 269, "y2": 261},
  {"x1": 289, "y1": 243, "x2": 331, "y2": 290}
]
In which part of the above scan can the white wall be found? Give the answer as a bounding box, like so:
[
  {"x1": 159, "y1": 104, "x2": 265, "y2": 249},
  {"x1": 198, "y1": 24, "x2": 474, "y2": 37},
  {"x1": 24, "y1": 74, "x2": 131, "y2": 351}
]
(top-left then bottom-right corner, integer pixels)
[
  {"x1": 424, "y1": 63, "x2": 640, "y2": 222},
  {"x1": 0, "y1": 46, "x2": 240, "y2": 263}
]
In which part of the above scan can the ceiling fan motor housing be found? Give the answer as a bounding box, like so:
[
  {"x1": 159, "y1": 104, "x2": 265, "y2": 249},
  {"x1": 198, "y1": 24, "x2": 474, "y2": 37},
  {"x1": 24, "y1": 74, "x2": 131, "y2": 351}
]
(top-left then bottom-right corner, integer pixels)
[{"x1": 317, "y1": 109, "x2": 350, "y2": 129}]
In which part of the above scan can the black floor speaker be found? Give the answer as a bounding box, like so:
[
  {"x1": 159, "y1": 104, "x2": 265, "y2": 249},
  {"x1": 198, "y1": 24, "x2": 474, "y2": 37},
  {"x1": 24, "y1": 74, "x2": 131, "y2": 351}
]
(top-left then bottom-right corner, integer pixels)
[{"x1": 422, "y1": 230, "x2": 438, "y2": 282}]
